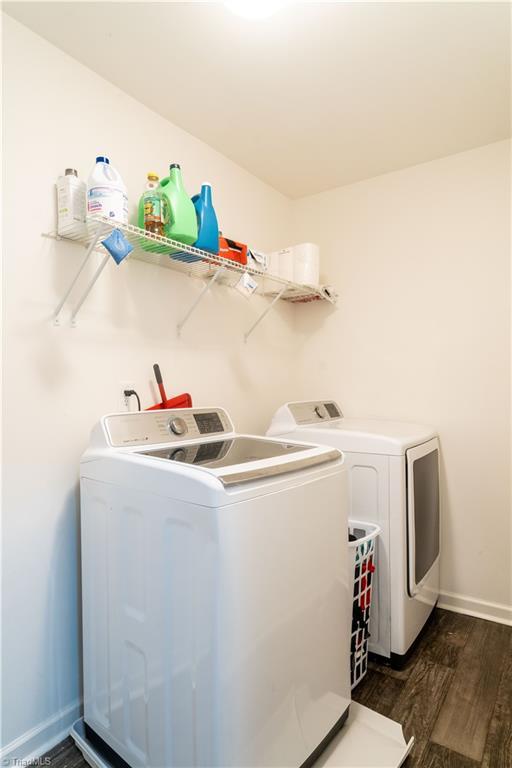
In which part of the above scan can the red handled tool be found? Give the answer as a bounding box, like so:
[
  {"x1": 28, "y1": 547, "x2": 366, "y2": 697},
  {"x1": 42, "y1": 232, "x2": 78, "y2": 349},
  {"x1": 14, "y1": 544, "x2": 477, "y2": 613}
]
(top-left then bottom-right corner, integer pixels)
[{"x1": 146, "y1": 363, "x2": 192, "y2": 410}]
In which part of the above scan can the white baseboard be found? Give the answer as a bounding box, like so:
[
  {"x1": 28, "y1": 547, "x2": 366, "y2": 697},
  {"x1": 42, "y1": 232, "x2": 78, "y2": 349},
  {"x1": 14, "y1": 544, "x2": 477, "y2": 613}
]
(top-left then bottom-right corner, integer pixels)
[
  {"x1": 0, "y1": 699, "x2": 82, "y2": 764},
  {"x1": 438, "y1": 589, "x2": 512, "y2": 626}
]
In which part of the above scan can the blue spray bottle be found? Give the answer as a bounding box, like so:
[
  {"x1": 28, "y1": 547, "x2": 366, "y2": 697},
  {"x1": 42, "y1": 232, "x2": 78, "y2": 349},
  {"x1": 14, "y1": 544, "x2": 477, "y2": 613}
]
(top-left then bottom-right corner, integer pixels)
[{"x1": 192, "y1": 183, "x2": 219, "y2": 254}]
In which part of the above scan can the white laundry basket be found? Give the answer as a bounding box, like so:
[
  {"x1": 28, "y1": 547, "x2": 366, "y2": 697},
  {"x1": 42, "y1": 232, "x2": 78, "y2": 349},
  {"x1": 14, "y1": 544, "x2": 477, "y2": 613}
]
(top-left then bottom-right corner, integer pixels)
[{"x1": 348, "y1": 520, "x2": 381, "y2": 689}]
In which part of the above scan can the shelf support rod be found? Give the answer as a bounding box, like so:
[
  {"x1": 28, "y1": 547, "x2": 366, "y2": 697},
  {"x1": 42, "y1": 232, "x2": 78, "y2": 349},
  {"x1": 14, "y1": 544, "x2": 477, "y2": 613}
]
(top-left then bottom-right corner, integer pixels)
[
  {"x1": 177, "y1": 267, "x2": 226, "y2": 336},
  {"x1": 53, "y1": 229, "x2": 102, "y2": 324},
  {"x1": 244, "y1": 287, "x2": 286, "y2": 342},
  {"x1": 70, "y1": 252, "x2": 110, "y2": 326}
]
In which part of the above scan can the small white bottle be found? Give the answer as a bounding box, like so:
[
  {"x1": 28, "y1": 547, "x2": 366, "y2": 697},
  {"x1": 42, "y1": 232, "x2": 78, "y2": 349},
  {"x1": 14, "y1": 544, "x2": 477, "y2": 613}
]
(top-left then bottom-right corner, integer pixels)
[
  {"x1": 87, "y1": 155, "x2": 128, "y2": 224},
  {"x1": 57, "y1": 168, "x2": 87, "y2": 236}
]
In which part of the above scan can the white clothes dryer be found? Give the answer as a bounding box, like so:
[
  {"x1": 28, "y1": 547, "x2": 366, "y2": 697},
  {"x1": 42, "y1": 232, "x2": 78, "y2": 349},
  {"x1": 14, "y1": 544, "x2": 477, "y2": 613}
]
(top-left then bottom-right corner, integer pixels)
[
  {"x1": 267, "y1": 400, "x2": 440, "y2": 668},
  {"x1": 77, "y1": 407, "x2": 351, "y2": 768}
]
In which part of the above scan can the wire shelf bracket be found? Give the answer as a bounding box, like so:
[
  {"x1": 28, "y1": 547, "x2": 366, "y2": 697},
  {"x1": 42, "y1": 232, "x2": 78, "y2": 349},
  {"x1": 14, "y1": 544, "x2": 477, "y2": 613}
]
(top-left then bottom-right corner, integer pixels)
[
  {"x1": 52, "y1": 229, "x2": 103, "y2": 325},
  {"x1": 244, "y1": 287, "x2": 287, "y2": 342},
  {"x1": 177, "y1": 267, "x2": 227, "y2": 337},
  {"x1": 70, "y1": 252, "x2": 110, "y2": 327}
]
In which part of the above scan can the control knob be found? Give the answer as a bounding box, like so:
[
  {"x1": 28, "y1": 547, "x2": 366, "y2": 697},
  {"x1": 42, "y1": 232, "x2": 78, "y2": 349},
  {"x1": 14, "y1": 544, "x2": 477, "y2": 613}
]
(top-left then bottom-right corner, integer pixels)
[
  {"x1": 314, "y1": 405, "x2": 327, "y2": 419},
  {"x1": 169, "y1": 447, "x2": 187, "y2": 462},
  {"x1": 168, "y1": 417, "x2": 187, "y2": 436}
]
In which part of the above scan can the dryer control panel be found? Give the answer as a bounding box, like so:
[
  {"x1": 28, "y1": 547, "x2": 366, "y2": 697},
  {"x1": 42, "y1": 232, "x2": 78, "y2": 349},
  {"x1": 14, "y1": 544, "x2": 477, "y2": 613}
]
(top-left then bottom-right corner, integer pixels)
[
  {"x1": 288, "y1": 400, "x2": 343, "y2": 425},
  {"x1": 103, "y1": 408, "x2": 233, "y2": 447}
]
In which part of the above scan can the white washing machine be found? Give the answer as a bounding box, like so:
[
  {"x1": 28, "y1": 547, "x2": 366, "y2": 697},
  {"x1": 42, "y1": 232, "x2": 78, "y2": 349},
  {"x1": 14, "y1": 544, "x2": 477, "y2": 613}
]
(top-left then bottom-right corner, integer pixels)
[
  {"x1": 76, "y1": 407, "x2": 351, "y2": 768},
  {"x1": 267, "y1": 400, "x2": 440, "y2": 668}
]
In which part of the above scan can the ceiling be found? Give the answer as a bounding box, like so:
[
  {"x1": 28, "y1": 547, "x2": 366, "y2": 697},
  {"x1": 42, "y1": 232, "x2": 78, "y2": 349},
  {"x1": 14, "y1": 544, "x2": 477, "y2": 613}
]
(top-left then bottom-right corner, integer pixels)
[{"x1": 4, "y1": 1, "x2": 511, "y2": 198}]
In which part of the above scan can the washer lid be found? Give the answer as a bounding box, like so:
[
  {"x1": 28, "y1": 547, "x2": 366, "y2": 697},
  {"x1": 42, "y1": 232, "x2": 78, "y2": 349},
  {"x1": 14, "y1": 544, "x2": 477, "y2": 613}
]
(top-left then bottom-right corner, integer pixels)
[
  {"x1": 139, "y1": 436, "x2": 309, "y2": 468},
  {"x1": 138, "y1": 436, "x2": 341, "y2": 486}
]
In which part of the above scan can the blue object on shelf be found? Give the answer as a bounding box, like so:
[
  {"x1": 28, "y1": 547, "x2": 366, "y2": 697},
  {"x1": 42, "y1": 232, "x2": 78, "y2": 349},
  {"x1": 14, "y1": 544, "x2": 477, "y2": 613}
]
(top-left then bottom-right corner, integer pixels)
[
  {"x1": 193, "y1": 183, "x2": 219, "y2": 253},
  {"x1": 102, "y1": 229, "x2": 133, "y2": 264},
  {"x1": 172, "y1": 183, "x2": 219, "y2": 263}
]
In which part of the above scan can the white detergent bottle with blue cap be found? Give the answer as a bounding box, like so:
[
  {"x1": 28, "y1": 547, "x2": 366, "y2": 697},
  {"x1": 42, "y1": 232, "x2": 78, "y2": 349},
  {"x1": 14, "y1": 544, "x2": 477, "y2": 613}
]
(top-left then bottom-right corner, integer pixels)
[{"x1": 87, "y1": 156, "x2": 128, "y2": 224}]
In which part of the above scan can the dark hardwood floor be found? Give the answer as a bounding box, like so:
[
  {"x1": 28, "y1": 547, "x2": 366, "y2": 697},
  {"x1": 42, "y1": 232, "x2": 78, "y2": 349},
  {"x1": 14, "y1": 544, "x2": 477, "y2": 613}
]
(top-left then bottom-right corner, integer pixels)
[
  {"x1": 42, "y1": 609, "x2": 511, "y2": 768},
  {"x1": 354, "y1": 609, "x2": 512, "y2": 767}
]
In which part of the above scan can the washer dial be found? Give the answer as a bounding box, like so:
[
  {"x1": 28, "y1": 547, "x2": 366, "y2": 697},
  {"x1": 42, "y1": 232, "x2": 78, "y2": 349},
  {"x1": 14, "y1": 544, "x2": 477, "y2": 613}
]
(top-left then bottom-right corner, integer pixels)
[
  {"x1": 314, "y1": 405, "x2": 328, "y2": 420},
  {"x1": 168, "y1": 417, "x2": 187, "y2": 436}
]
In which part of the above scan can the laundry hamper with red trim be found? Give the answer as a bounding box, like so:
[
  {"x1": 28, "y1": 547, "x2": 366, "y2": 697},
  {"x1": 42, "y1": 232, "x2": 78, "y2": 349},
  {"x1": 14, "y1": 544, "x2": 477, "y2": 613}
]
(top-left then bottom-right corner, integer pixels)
[{"x1": 348, "y1": 520, "x2": 381, "y2": 689}]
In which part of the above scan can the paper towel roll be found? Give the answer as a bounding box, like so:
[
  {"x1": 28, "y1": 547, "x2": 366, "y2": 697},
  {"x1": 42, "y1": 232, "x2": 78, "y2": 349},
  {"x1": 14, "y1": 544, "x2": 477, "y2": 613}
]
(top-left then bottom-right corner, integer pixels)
[
  {"x1": 267, "y1": 252, "x2": 281, "y2": 278},
  {"x1": 293, "y1": 243, "x2": 320, "y2": 285},
  {"x1": 279, "y1": 248, "x2": 294, "y2": 282}
]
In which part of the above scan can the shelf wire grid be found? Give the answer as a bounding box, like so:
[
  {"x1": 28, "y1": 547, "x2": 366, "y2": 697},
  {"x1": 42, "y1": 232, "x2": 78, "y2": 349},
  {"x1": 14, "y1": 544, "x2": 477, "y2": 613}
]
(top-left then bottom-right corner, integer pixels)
[{"x1": 52, "y1": 215, "x2": 335, "y2": 304}]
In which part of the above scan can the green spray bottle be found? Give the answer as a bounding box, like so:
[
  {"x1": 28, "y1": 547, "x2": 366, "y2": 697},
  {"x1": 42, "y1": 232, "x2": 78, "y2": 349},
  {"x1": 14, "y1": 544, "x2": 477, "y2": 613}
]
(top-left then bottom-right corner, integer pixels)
[{"x1": 159, "y1": 164, "x2": 198, "y2": 247}]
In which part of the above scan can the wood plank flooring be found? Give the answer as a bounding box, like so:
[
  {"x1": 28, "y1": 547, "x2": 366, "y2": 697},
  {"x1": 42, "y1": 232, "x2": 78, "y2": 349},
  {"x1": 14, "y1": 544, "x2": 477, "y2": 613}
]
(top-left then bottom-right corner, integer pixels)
[
  {"x1": 40, "y1": 609, "x2": 511, "y2": 768},
  {"x1": 431, "y1": 618, "x2": 510, "y2": 761},
  {"x1": 355, "y1": 609, "x2": 512, "y2": 767}
]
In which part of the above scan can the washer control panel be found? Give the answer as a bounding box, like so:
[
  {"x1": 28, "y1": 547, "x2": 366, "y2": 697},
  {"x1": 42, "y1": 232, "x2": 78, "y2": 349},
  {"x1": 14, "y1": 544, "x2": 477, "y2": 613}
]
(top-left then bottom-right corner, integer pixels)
[
  {"x1": 104, "y1": 408, "x2": 233, "y2": 447},
  {"x1": 288, "y1": 400, "x2": 343, "y2": 425}
]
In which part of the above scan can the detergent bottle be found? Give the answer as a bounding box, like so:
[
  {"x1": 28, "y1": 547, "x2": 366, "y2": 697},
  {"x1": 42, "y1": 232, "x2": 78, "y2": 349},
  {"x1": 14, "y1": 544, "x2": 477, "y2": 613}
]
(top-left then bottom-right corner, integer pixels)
[
  {"x1": 192, "y1": 183, "x2": 219, "y2": 254},
  {"x1": 159, "y1": 164, "x2": 198, "y2": 247},
  {"x1": 57, "y1": 168, "x2": 87, "y2": 237},
  {"x1": 87, "y1": 156, "x2": 128, "y2": 223},
  {"x1": 138, "y1": 172, "x2": 164, "y2": 236}
]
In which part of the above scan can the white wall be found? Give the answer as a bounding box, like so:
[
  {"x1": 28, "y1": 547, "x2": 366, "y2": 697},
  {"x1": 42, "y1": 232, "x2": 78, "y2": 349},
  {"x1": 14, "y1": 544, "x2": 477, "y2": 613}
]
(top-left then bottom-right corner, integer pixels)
[
  {"x1": 2, "y1": 13, "x2": 511, "y2": 763},
  {"x1": 1, "y1": 14, "x2": 301, "y2": 759},
  {"x1": 291, "y1": 140, "x2": 511, "y2": 622}
]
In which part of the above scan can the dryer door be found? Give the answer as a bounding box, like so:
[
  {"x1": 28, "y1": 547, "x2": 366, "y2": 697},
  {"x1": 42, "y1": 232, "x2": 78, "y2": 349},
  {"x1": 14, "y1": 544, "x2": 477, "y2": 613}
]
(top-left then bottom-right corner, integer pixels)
[{"x1": 406, "y1": 438, "x2": 440, "y2": 597}]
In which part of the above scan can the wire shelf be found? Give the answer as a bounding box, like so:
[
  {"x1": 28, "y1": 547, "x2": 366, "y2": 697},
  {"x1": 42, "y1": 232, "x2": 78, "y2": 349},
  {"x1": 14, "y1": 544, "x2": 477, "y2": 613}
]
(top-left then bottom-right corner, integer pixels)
[
  {"x1": 52, "y1": 215, "x2": 335, "y2": 303},
  {"x1": 46, "y1": 214, "x2": 337, "y2": 336}
]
